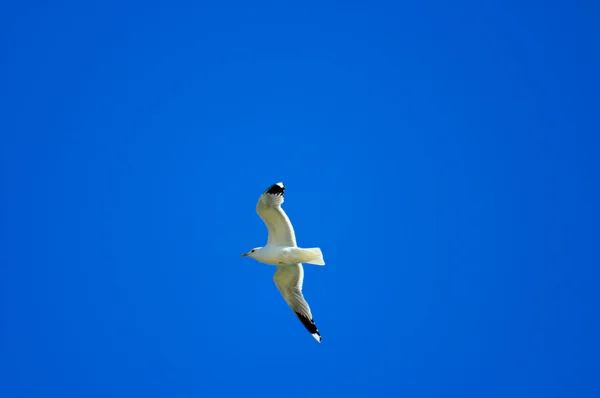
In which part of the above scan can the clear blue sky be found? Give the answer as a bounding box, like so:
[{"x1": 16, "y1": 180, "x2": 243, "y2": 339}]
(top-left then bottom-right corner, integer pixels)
[{"x1": 1, "y1": 1, "x2": 598, "y2": 397}]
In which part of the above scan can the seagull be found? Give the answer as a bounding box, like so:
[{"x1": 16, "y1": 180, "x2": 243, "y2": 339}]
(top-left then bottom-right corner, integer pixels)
[{"x1": 241, "y1": 182, "x2": 325, "y2": 342}]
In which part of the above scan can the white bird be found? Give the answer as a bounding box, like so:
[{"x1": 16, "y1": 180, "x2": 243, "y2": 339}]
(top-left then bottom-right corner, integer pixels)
[{"x1": 241, "y1": 182, "x2": 325, "y2": 342}]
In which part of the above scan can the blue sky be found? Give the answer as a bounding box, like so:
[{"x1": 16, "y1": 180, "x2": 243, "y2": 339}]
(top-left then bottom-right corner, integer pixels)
[{"x1": 1, "y1": 1, "x2": 598, "y2": 397}]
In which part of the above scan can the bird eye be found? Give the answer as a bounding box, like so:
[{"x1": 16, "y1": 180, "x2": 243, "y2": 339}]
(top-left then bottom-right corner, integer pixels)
[{"x1": 251, "y1": 249, "x2": 255, "y2": 252}]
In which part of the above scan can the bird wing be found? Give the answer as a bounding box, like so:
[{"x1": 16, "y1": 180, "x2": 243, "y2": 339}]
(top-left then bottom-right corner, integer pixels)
[
  {"x1": 273, "y1": 263, "x2": 322, "y2": 342},
  {"x1": 256, "y1": 182, "x2": 297, "y2": 247}
]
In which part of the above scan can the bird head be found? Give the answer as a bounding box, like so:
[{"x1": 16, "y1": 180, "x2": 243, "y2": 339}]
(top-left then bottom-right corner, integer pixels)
[{"x1": 241, "y1": 247, "x2": 262, "y2": 258}]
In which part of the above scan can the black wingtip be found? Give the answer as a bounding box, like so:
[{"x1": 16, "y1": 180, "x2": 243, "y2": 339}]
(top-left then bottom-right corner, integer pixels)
[
  {"x1": 295, "y1": 311, "x2": 322, "y2": 342},
  {"x1": 265, "y1": 182, "x2": 285, "y2": 196}
]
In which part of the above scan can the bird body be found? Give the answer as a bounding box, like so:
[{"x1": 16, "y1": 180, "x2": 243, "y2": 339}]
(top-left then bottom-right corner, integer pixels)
[
  {"x1": 241, "y1": 182, "x2": 325, "y2": 342},
  {"x1": 244, "y1": 245, "x2": 324, "y2": 266}
]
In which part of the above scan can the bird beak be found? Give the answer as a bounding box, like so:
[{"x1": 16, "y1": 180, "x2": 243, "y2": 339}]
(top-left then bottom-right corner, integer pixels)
[{"x1": 241, "y1": 253, "x2": 249, "y2": 257}]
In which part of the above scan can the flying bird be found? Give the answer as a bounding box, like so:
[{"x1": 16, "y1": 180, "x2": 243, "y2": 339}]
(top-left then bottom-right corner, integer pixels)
[{"x1": 241, "y1": 182, "x2": 325, "y2": 342}]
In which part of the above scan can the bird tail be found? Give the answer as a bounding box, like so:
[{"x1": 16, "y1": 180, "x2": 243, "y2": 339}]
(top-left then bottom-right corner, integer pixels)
[{"x1": 303, "y1": 247, "x2": 325, "y2": 266}]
